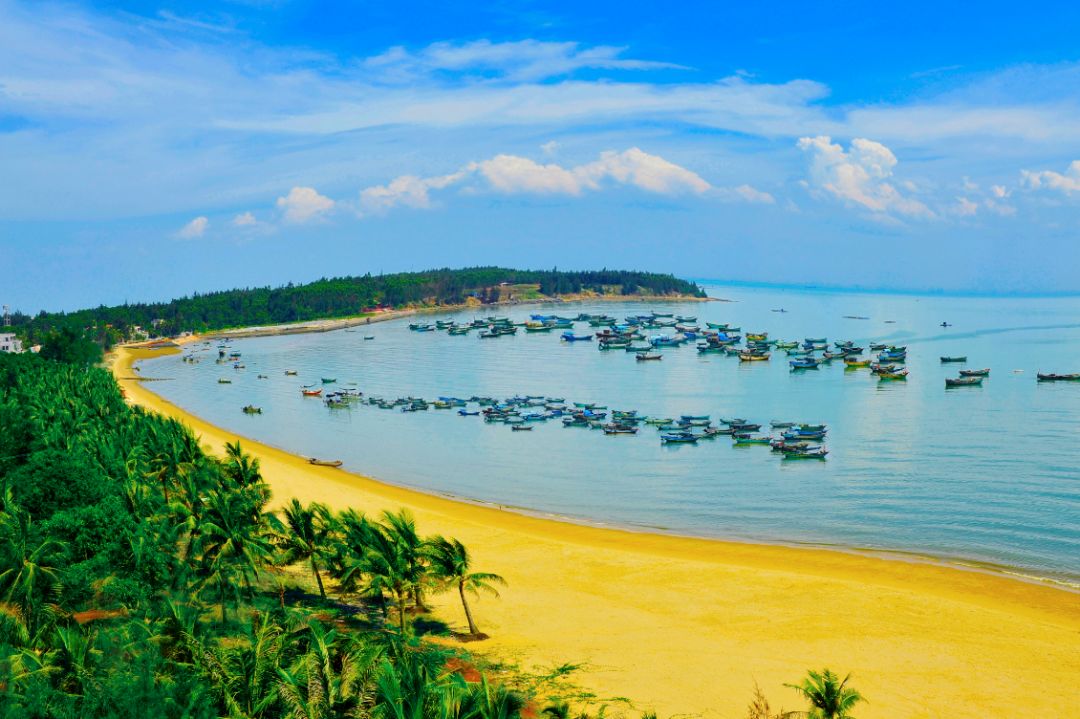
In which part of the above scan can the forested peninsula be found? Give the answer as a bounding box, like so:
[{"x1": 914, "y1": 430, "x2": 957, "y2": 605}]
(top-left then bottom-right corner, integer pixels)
[{"x1": 9, "y1": 268, "x2": 706, "y2": 347}]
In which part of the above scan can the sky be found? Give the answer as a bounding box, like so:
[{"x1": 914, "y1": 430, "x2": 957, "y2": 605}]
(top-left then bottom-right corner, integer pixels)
[{"x1": 3, "y1": 1, "x2": 1080, "y2": 311}]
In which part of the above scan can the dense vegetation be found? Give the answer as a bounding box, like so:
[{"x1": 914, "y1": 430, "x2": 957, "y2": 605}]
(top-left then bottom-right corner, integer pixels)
[
  {"x1": 0, "y1": 350, "x2": 862, "y2": 718},
  {"x1": 10, "y1": 268, "x2": 706, "y2": 345}
]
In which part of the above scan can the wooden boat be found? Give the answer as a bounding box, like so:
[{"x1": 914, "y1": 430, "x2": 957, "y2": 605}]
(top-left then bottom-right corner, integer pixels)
[
  {"x1": 661, "y1": 433, "x2": 698, "y2": 444},
  {"x1": 1037, "y1": 373, "x2": 1080, "y2": 382},
  {"x1": 636, "y1": 352, "x2": 663, "y2": 361},
  {"x1": 877, "y1": 369, "x2": 909, "y2": 380},
  {"x1": 301, "y1": 388, "x2": 323, "y2": 396},
  {"x1": 789, "y1": 358, "x2": 819, "y2": 370},
  {"x1": 843, "y1": 358, "x2": 871, "y2": 368},
  {"x1": 733, "y1": 434, "x2": 771, "y2": 445},
  {"x1": 745, "y1": 332, "x2": 768, "y2": 342},
  {"x1": 940, "y1": 356, "x2": 967, "y2": 363},
  {"x1": 946, "y1": 376, "x2": 983, "y2": 387},
  {"x1": 511, "y1": 425, "x2": 533, "y2": 431},
  {"x1": 242, "y1": 405, "x2": 262, "y2": 414},
  {"x1": 321, "y1": 378, "x2": 337, "y2": 384},
  {"x1": 782, "y1": 448, "x2": 828, "y2": 459},
  {"x1": 285, "y1": 369, "x2": 298, "y2": 375},
  {"x1": 308, "y1": 458, "x2": 343, "y2": 467},
  {"x1": 561, "y1": 333, "x2": 593, "y2": 342},
  {"x1": 770, "y1": 421, "x2": 795, "y2": 429},
  {"x1": 959, "y1": 368, "x2": 990, "y2": 377},
  {"x1": 364, "y1": 336, "x2": 375, "y2": 340},
  {"x1": 602, "y1": 424, "x2": 638, "y2": 435},
  {"x1": 218, "y1": 378, "x2": 232, "y2": 384},
  {"x1": 738, "y1": 352, "x2": 770, "y2": 362}
]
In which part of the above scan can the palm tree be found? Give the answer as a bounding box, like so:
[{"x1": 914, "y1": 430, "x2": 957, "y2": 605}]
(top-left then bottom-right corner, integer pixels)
[
  {"x1": 277, "y1": 622, "x2": 382, "y2": 719},
  {"x1": 380, "y1": 509, "x2": 431, "y2": 612},
  {"x1": 272, "y1": 499, "x2": 332, "y2": 599},
  {"x1": 194, "y1": 488, "x2": 275, "y2": 625},
  {"x1": 0, "y1": 494, "x2": 65, "y2": 636},
  {"x1": 785, "y1": 669, "x2": 864, "y2": 719},
  {"x1": 425, "y1": 537, "x2": 505, "y2": 638}
]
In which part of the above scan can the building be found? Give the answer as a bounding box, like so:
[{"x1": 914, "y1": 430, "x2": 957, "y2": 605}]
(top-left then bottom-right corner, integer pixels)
[{"x1": 0, "y1": 333, "x2": 23, "y2": 353}]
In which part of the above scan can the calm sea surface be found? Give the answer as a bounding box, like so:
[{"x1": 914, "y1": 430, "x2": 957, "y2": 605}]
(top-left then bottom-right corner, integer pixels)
[{"x1": 139, "y1": 283, "x2": 1080, "y2": 585}]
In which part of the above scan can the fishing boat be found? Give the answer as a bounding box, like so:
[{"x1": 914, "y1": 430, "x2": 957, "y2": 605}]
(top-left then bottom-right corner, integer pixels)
[
  {"x1": 959, "y1": 368, "x2": 990, "y2": 377},
  {"x1": 218, "y1": 378, "x2": 232, "y2": 384},
  {"x1": 301, "y1": 388, "x2": 323, "y2": 396},
  {"x1": 733, "y1": 434, "x2": 771, "y2": 445},
  {"x1": 458, "y1": 410, "x2": 480, "y2": 416},
  {"x1": 738, "y1": 351, "x2": 770, "y2": 362},
  {"x1": 940, "y1": 356, "x2": 967, "y2": 363},
  {"x1": 745, "y1": 332, "x2": 768, "y2": 342},
  {"x1": 636, "y1": 352, "x2": 663, "y2": 361},
  {"x1": 364, "y1": 336, "x2": 375, "y2": 340},
  {"x1": 1037, "y1": 373, "x2": 1080, "y2": 381},
  {"x1": 769, "y1": 421, "x2": 795, "y2": 429},
  {"x1": 285, "y1": 370, "x2": 298, "y2": 375},
  {"x1": 511, "y1": 425, "x2": 533, "y2": 431},
  {"x1": 782, "y1": 448, "x2": 828, "y2": 459},
  {"x1": 308, "y1": 458, "x2": 343, "y2": 467},
  {"x1": 877, "y1": 369, "x2": 909, "y2": 380},
  {"x1": 602, "y1": 424, "x2": 638, "y2": 435},
  {"x1": 561, "y1": 332, "x2": 593, "y2": 342},
  {"x1": 789, "y1": 358, "x2": 819, "y2": 370},
  {"x1": 242, "y1": 405, "x2": 262, "y2": 414},
  {"x1": 946, "y1": 376, "x2": 983, "y2": 387},
  {"x1": 843, "y1": 358, "x2": 871, "y2": 368},
  {"x1": 661, "y1": 433, "x2": 698, "y2": 444},
  {"x1": 321, "y1": 378, "x2": 337, "y2": 384}
]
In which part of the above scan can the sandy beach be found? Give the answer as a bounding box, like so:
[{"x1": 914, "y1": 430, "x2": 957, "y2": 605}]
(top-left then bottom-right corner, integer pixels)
[{"x1": 113, "y1": 344, "x2": 1080, "y2": 718}]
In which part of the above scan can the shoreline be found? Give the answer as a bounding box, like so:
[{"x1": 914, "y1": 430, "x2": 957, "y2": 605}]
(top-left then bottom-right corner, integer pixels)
[
  {"x1": 112, "y1": 344, "x2": 1080, "y2": 718},
  {"x1": 198, "y1": 292, "x2": 714, "y2": 340}
]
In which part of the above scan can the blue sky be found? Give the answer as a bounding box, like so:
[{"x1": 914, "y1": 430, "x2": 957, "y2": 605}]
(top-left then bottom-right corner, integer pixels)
[{"x1": 4, "y1": 0, "x2": 1080, "y2": 310}]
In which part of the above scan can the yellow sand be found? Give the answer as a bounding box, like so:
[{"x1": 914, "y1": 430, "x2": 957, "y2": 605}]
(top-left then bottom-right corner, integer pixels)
[{"x1": 113, "y1": 346, "x2": 1079, "y2": 718}]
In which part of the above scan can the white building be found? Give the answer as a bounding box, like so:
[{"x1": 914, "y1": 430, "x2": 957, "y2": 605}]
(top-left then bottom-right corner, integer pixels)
[{"x1": 0, "y1": 333, "x2": 22, "y2": 353}]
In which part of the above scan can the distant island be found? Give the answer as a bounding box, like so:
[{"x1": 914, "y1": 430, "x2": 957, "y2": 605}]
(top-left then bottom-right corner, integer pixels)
[{"x1": 11, "y1": 267, "x2": 705, "y2": 346}]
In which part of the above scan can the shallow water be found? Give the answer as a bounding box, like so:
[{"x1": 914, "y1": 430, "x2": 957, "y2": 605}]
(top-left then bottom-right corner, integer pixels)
[{"x1": 139, "y1": 283, "x2": 1080, "y2": 584}]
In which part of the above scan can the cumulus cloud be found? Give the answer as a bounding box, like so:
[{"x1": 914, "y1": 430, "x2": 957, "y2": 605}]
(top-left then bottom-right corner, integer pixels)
[
  {"x1": 176, "y1": 216, "x2": 208, "y2": 238},
  {"x1": 797, "y1": 135, "x2": 934, "y2": 219},
  {"x1": 952, "y1": 196, "x2": 979, "y2": 216},
  {"x1": 275, "y1": 186, "x2": 335, "y2": 223},
  {"x1": 358, "y1": 148, "x2": 712, "y2": 214},
  {"x1": 358, "y1": 171, "x2": 468, "y2": 214},
  {"x1": 1021, "y1": 160, "x2": 1080, "y2": 195},
  {"x1": 232, "y1": 211, "x2": 257, "y2": 226}
]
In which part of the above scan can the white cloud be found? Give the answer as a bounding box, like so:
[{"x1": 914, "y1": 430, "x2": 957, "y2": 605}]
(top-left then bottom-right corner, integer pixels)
[
  {"x1": 984, "y1": 199, "x2": 1017, "y2": 216},
  {"x1": 275, "y1": 186, "x2": 335, "y2": 223},
  {"x1": 232, "y1": 211, "x2": 257, "y2": 226},
  {"x1": 953, "y1": 196, "x2": 979, "y2": 216},
  {"x1": 540, "y1": 140, "x2": 560, "y2": 155},
  {"x1": 176, "y1": 216, "x2": 208, "y2": 238},
  {"x1": 358, "y1": 171, "x2": 467, "y2": 214},
  {"x1": 362, "y1": 40, "x2": 685, "y2": 83},
  {"x1": 357, "y1": 147, "x2": 711, "y2": 213},
  {"x1": 731, "y1": 184, "x2": 776, "y2": 204},
  {"x1": 797, "y1": 135, "x2": 934, "y2": 219},
  {"x1": 1021, "y1": 160, "x2": 1080, "y2": 195}
]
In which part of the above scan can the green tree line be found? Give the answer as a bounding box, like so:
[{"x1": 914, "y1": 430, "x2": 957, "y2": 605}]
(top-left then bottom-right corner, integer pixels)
[{"x1": 10, "y1": 267, "x2": 705, "y2": 346}]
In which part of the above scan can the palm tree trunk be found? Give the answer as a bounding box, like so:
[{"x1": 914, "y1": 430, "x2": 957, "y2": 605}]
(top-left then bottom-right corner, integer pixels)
[
  {"x1": 458, "y1": 581, "x2": 479, "y2": 635},
  {"x1": 397, "y1": 591, "x2": 407, "y2": 634},
  {"x1": 220, "y1": 582, "x2": 228, "y2": 625},
  {"x1": 311, "y1": 557, "x2": 326, "y2": 599},
  {"x1": 412, "y1": 585, "x2": 428, "y2": 612}
]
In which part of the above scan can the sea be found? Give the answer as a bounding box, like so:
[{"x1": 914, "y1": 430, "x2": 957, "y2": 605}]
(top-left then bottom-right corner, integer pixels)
[{"x1": 137, "y1": 283, "x2": 1080, "y2": 587}]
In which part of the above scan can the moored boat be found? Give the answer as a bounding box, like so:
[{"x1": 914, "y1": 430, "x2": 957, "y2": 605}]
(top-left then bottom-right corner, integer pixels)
[
  {"x1": 959, "y1": 368, "x2": 990, "y2": 377},
  {"x1": 940, "y1": 356, "x2": 967, "y2": 363},
  {"x1": 946, "y1": 376, "x2": 983, "y2": 387},
  {"x1": 308, "y1": 458, "x2": 343, "y2": 467}
]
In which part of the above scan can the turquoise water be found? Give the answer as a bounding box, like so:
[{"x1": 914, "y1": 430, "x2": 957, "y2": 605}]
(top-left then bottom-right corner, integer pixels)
[{"x1": 139, "y1": 283, "x2": 1080, "y2": 585}]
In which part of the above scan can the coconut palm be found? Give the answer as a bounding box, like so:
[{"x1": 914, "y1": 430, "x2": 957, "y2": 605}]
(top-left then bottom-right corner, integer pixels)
[
  {"x1": 379, "y1": 509, "x2": 431, "y2": 612},
  {"x1": 0, "y1": 494, "x2": 65, "y2": 635},
  {"x1": 273, "y1": 499, "x2": 332, "y2": 599},
  {"x1": 277, "y1": 622, "x2": 382, "y2": 719},
  {"x1": 194, "y1": 488, "x2": 275, "y2": 625},
  {"x1": 785, "y1": 669, "x2": 864, "y2": 719},
  {"x1": 425, "y1": 537, "x2": 505, "y2": 638}
]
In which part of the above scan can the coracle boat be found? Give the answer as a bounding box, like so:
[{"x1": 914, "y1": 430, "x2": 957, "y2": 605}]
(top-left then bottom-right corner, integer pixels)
[
  {"x1": 308, "y1": 458, "x2": 343, "y2": 467},
  {"x1": 1037, "y1": 373, "x2": 1080, "y2": 382},
  {"x1": 946, "y1": 376, "x2": 983, "y2": 387},
  {"x1": 959, "y1": 368, "x2": 990, "y2": 377},
  {"x1": 940, "y1": 356, "x2": 967, "y2": 363}
]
